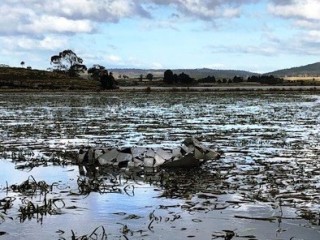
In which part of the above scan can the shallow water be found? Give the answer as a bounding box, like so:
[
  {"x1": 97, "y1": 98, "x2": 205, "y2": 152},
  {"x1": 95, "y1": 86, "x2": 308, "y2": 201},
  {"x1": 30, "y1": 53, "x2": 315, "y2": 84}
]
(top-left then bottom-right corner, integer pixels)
[{"x1": 0, "y1": 91, "x2": 320, "y2": 239}]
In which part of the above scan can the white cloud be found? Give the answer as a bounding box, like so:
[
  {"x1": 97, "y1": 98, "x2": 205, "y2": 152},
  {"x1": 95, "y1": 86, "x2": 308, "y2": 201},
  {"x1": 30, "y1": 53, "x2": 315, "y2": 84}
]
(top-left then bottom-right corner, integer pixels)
[
  {"x1": 43, "y1": 0, "x2": 151, "y2": 22},
  {"x1": 268, "y1": 0, "x2": 320, "y2": 20},
  {"x1": 179, "y1": 0, "x2": 223, "y2": 20},
  {"x1": 106, "y1": 55, "x2": 122, "y2": 63},
  {"x1": 304, "y1": 31, "x2": 320, "y2": 43},
  {"x1": 0, "y1": 0, "x2": 260, "y2": 37},
  {"x1": 148, "y1": 0, "x2": 257, "y2": 20},
  {"x1": 268, "y1": 0, "x2": 320, "y2": 53},
  {"x1": 221, "y1": 8, "x2": 241, "y2": 18},
  {"x1": 209, "y1": 32, "x2": 320, "y2": 57},
  {"x1": 204, "y1": 63, "x2": 226, "y2": 69},
  {"x1": 93, "y1": 54, "x2": 144, "y2": 68},
  {"x1": 151, "y1": 62, "x2": 164, "y2": 69},
  {"x1": 38, "y1": 36, "x2": 70, "y2": 50},
  {"x1": 102, "y1": 55, "x2": 164, "y2": 69},
  {"x1": 0, "y1": 34, "x2": 70, "y2": 68},
  {"x1": 0, "y1": 0, "x2": 150, "y2": 37},
  {"x1": 0, "y1": 36, "x2": 68, "y2": 51},
  {"x1": 5, "y1": 0, "x2": 317, "y2": 71},
  {"x1": 142, "y1": 18, "x2": 180, "y2": 31},
  {"x1": 209, "y1": 43, "x2": 278, "y2": 56},
  {"x1": 0, "y1": 4, "x2": 33, "y2": 35},
  {"x1": 294, "y1": 19, "x2": 319, "y2": 30},
  {"x1": 22, "y1": 16, "x2": 94, "y2": 34}
]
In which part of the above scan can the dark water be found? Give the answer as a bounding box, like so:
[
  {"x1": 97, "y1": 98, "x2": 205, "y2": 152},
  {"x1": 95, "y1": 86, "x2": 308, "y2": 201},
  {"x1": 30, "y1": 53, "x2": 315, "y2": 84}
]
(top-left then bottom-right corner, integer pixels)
[{"x1": 0, "y1": 92, "x2": 319, "y2": 239}]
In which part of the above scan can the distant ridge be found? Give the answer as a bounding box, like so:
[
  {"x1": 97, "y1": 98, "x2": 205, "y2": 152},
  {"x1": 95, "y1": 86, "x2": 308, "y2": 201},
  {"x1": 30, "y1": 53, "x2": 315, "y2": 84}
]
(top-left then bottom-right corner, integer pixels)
[
  {"x1": 109, "y1": 68, "x2": 258, "y2": 79},
  {"x1": 111, "y1": 62, "x2": 320, "y2": 79},
  {"x1": 2, "y1": 61, "x2": 320, "y2": 79},
  {"x1": 267, "y1": 62, "x2": 320, "y2": 77}
]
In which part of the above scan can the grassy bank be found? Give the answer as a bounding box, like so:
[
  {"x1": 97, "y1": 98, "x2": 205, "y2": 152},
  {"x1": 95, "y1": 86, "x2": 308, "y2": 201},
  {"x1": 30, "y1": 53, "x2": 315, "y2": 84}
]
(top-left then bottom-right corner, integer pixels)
[
  {"x1": 0, "y1": 67, "x2": 100, "y2": 91},
  {"x1": 1, "y1": 66, "x2": 320, "y2": 92}
]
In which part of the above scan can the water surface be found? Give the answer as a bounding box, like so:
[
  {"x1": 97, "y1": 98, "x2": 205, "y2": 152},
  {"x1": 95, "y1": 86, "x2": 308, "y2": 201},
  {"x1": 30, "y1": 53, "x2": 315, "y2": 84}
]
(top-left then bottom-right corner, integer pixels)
[{"x1": 0, "y1": 92, "x2": 319, "y2": 239}]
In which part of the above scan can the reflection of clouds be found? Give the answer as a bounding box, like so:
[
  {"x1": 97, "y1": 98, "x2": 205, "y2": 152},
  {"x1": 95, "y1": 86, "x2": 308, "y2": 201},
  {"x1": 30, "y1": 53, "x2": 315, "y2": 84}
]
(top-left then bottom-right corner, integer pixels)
[
  {"x1": 0, "y1": 161, "x2": 30, "y2": 185},
  {"x1": 85, "y1": 185, "x2": 167, "y2": 216},
  {"x1": 1, "y1": 92, "x2": 320, "y2": 239},
  {"x1": 0, "y1": 161, "x2": 78, "y2": 186}
]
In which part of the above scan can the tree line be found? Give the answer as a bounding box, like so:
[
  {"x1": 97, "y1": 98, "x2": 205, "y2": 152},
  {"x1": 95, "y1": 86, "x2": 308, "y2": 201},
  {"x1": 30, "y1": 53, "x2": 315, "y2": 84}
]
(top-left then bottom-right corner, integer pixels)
[{"x1": 49, "y1": 49, "x2": 284, "y2": 87}]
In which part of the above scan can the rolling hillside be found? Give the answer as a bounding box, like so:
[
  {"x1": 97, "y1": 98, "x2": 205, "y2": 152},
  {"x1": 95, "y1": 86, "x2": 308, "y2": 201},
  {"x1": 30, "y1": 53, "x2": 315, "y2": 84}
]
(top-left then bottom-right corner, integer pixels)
[
  {"x1": 0, "y1": 66, "x2": 99, "y2": 90},
  {"x1": 1, "y1": 61, "x2": 320, "y2": 91},
  {"x1": 267, "y1": 62, "x2": 320, "y2": 77},
  {"x1": 110, "y1": 68, "x2": 257, "y2": 79},
  {"x1": 112, "y1": 62, "x2": 320, "y2": 80}
]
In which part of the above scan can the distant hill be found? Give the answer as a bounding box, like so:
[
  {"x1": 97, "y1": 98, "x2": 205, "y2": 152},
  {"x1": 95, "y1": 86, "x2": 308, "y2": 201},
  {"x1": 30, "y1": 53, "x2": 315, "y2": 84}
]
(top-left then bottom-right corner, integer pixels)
[
  {"x1": 267, "y1": 62, "x2": 320, "y2": 77},
  {"x1": 109, "y1": 68, "x2": 257, "y2": 79}
]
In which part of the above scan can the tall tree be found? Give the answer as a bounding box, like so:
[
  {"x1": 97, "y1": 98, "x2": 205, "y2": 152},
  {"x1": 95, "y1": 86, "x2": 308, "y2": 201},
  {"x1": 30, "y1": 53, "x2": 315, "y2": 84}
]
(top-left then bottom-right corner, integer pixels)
[
  {"x1": 163, "y1": 69, "x2": 174, "y2": 84},
  {"x1": 146, "y1": 73, "x2": 154, "y2": 81},
  {"x1": 50, "y1": 49, "x2": 86, "y2": 75},
  {"x1": 100, "y1": 71, "x2": 117, "y2": 89},
  {"x1": 177, "y1": 72, "x2": 194, "y2": 84},
  {"x1": 88, "y1": 64, "x2": 106, "y2": 80},
  {"x1": 59, "y1": 50, "x2": 83, "y2": 68}
]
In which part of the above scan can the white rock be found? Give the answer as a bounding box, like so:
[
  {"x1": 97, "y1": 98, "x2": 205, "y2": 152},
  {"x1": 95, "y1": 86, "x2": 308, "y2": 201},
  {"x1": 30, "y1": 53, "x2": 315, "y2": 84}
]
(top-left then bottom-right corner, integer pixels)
[
  {"x1": 94, "y1": 149, "x2": 105, "y2": 159},
  {"x1": 156, "y1": 148, "x2": 172, "y2": 160},
  {"x1": 144, "y1": 157, "x2": 155, "y2": 168},
  {"x1": 204, "y1": 150, "x2": 220, "y2": 160},
  {"x1": 145, "y1": 148, "x2": 155, "y2": 158},
  {"x1": 134, "y1": 158, "x2": 143, "y2": 167},
  {"x1": 132, "y1": 147, "x2": 147, "y2": 158},
  {"x1": 194, "y1": 147, "x2": 204, "y2": 159},
  {"x1": 154, "y1": 154, "x2": 166, "y2": 167},
  {"x1": 116, "y1": 152, "x2": 132, "y2": 162},
  {"x1": 98, "y1": 149, "x2": 119, "y2": 165}
]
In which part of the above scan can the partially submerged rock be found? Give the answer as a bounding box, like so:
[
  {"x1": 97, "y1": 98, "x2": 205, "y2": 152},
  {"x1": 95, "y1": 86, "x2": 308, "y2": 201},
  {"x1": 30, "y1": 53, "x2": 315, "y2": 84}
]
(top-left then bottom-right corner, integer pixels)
[{"x1": 78, "y1": 137, "x2": 221, "y2": 171}]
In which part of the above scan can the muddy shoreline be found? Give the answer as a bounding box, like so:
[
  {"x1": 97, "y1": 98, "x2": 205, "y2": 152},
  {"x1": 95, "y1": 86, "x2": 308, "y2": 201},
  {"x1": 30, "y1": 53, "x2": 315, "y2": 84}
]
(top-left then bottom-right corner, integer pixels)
[
  {"x1": 0, "y1": 85, "x2": 320, "y2": 93},
  {"x1": 120, "y1": 85, "x2": 320, "y2": 92}
]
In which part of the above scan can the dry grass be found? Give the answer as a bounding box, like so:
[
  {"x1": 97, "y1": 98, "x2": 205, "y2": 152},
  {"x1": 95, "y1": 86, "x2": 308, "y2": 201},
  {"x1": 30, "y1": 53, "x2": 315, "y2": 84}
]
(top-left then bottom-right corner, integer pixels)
[
  {"x1": 1, "y1": 66, "x2": 320, "y2": 92},
  {"x1": 0, "y1": 67, "x2": 100, "y2": 91},
  {"x1": 284, "y1": 76, "x2": 320, "y2": 82}
]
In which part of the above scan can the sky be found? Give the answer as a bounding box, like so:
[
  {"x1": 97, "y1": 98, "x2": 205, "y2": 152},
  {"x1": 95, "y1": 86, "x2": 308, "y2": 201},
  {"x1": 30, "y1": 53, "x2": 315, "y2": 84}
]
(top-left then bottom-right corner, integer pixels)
[{"x1": 1, "y1": 0, "x2": 320, "y2": 73}]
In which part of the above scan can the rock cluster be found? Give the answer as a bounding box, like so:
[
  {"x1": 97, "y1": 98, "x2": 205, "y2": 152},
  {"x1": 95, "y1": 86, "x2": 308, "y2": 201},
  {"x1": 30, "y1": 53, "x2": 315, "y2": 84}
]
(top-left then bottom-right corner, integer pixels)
[{"x1": 78, "y1": 137, "x2": 220, "y2": 169}]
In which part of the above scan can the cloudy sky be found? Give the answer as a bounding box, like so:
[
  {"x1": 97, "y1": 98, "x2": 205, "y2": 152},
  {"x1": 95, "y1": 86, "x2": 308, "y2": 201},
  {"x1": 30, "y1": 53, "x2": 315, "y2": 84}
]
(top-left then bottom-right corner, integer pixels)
[{"x1": 1, "y1": 0, "x2": 320, "y2": 73}]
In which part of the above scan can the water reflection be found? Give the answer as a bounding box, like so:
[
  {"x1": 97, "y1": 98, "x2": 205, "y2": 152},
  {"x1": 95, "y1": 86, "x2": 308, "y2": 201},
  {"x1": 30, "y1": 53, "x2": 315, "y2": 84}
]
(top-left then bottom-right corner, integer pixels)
[{"x1": 0, "y1": 92, "x2": 320, "y2": 239}]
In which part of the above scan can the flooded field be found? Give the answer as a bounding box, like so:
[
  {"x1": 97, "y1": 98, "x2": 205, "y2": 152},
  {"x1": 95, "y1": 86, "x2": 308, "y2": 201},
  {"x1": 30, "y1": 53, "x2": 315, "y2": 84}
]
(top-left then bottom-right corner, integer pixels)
[{"x1": 0, "y1": 91, "x2": 320, "y2": 240}]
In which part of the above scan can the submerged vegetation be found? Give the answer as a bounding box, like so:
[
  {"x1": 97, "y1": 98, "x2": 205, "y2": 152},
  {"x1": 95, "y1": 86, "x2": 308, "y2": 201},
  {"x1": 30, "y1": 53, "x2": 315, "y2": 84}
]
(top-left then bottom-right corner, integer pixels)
[{"x1": 0, "y1": 92, "x2": 319, "y2": 239}]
